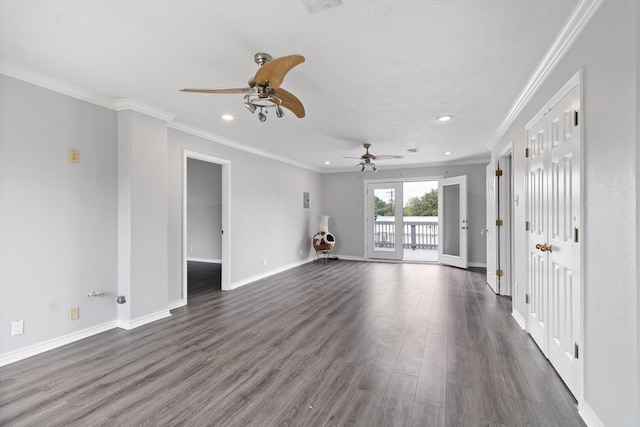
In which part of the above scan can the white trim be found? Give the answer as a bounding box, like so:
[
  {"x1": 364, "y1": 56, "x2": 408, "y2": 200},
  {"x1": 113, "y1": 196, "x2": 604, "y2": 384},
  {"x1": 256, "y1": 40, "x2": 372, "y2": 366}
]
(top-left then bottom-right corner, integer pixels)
[
  {"x1": 115, "y1": 98, "x2": 175, "y2": 122},
  {"x1": 578, "y1": 401, "x2": 605, "y2": 427},
  {"x1": 183, "y1": 150, "x2": 231, "y2": 295},
  {"x1": 230, "y1": 259, "x2": 313, "y2": 290},
  {"x1": 468, "y1": 262, "x2": 487, "y2": 268},
  {"x1": 116, "y1": 309, "x2": 171, "y2": 330},
  {"x1": 170, "y1": 121, "x2": 321, "y2": 173},
  {"x1": 525, "y1": 71, "x2": 582, "y2": 130},
  {"x1": 334, "y1": 255, "x2": 365, "y2": 262},
  {"x1": 0, "y1": 59, "x2": 116, "y2": 110},
  {"x1": 187, "y1": 257, "x2": 222, "y2": 264},
  {"x1": 488, "y1": 0, "x2": 604, "y2": 149},
  {"x1": 167, "y1": 299, "x2": 186, "y2": 311},
  {"x1": 511, "y1": 310, "x2": 526, "y2": 330},
  {"x1": 0, "y1": 320, "x2": 117, "y2": 367}
]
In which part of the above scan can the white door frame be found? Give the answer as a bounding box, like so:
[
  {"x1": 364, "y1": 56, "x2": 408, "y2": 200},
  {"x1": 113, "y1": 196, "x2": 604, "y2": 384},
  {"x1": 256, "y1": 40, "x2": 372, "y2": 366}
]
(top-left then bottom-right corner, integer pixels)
[
  {"x1": 365, "y1": 181, "x2": 403, "y2": 260},
  {"x1": 486, "y1": 163, "x2": 499, "y2": 292},
  {"x1": 498, "y1": 145, "x2": 514, "y2": 296},
  {"x1": 438, "y1": 175, "x2": 468, "y2": 269},
  {"x1": 363, "y1": 176, "x2": 441, "y2": 261},
  {"x1": 183, "y1": 150, "x2": 231, "y2": 298},
  {"x1": 524, "y1": 71, "x2": 583, "y2": 399}
]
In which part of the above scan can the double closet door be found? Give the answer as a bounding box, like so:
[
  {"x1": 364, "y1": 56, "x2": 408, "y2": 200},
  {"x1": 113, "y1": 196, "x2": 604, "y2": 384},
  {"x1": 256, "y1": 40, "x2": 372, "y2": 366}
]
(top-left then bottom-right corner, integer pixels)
[{"x1": 526, "y1": 79, "x2": 581, "y2": 398}]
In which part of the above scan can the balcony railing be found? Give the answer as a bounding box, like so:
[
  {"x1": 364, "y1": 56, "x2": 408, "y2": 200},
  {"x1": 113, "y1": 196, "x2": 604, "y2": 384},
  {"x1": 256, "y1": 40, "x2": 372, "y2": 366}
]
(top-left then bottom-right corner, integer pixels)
[{"x1": 374, "y1": 220, "x2": 439, "y2": 250}]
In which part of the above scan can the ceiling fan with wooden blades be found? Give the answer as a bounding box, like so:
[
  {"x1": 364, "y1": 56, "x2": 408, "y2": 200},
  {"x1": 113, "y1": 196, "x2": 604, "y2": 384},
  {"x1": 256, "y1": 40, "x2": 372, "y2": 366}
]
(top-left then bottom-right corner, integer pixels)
[
  {"x1": 344, "y1": 143, "x2": 403, "y2": 171},
  {"x1": 180, "y1": 53, "x2": 305, "y2": 121}
]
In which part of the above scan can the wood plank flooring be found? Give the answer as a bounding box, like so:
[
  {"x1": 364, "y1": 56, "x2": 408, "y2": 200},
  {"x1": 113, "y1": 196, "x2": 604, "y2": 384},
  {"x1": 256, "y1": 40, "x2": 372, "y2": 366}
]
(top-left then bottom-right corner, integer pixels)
[{"x1": 0, "y1": 261, "x2": 585, "y2": 426}]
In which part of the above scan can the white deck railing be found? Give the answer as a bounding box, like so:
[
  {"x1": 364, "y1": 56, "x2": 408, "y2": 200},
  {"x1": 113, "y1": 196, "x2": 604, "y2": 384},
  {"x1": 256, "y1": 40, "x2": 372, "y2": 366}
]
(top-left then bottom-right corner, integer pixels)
[{"x1": 374, "y1": 220, "x2": 439, "y2": 250}]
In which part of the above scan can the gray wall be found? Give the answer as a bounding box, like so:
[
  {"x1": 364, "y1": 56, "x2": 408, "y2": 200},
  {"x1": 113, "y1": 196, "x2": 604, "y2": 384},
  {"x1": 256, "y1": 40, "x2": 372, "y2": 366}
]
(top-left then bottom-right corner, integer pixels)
[
  {"x1": 117, "y1": 110, "x2": 169, "y2": 321},
  {"x1": 187, "y1": 158, "x2": 222, "y2": 261},
  {"x1": 167, "y1": 128, "x2": 323, "y2": 302},
  {"x1": 321, "y1": 163, "x2": 487, "y2": 265},
  {"x1": 0, "y1": 75, "x2": 118, "y2": 354},
  {"x1": 491, "y1": 1, "x2": 638, "y2": 424}
]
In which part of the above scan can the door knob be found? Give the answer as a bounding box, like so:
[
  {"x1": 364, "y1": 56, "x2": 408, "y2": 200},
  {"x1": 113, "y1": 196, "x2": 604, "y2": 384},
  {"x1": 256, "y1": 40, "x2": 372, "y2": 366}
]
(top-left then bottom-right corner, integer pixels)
[{"x1": 536, "y1": 243, "x2": 553, "y2": 253}]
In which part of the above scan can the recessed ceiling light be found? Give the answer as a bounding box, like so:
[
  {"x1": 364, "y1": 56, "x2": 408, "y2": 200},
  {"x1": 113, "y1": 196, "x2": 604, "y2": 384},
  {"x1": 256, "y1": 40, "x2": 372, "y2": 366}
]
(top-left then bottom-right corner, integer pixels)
[
  {"x1": 323, "y1": 161, "x2": 331, "y2": 165},
  {"x1": 221, "y1": 114, "x2": 234, "y2": 121},
  {"x1": 436, "y1": 115, "x2": 453, "y2": 122},
  {"x1": 444, "y1": 151, "x2": 453, "y2": 155}
]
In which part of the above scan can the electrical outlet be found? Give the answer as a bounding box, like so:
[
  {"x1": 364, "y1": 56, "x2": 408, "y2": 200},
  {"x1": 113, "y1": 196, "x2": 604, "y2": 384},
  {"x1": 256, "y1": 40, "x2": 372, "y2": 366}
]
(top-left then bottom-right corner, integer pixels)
[
  {"x1": 263, "y1": 258, "x2": 267, "y2": 266},
  {"x1": 70, "y1": 307, "x2": 79, "y2": 320},
  {"x1": 11, "y1": 320, "x2": 24, "y2": 336}
]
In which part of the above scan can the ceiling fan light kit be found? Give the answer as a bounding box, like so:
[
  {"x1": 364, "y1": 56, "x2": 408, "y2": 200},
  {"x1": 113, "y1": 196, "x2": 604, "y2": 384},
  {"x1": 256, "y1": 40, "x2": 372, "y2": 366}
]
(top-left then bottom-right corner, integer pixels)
[{"x1": 180, "y1": 53, "x2": 306, "y2": 122}]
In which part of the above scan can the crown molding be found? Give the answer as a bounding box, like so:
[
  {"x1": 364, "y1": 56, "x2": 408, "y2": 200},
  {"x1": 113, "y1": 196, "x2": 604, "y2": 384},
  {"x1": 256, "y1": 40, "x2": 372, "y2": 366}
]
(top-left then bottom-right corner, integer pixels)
[
  {"x1": 487, "y1": 0, "x2": 605, "y2": 150},
  {"x1": 168, "y1": 121, "x2": 323, "y2": 173},
  {"x1": 115, "y1": 98, "x2": 176, "y2": 122},
  {"x1": 0, "y1": 59, "x2": 117, "y2": 110}
]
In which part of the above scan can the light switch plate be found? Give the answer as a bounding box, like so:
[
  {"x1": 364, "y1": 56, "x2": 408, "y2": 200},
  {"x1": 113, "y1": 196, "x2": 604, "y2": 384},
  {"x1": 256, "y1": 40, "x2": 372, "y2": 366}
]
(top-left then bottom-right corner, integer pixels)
[{"x1": 69, "y1": 149, "x2": 79, "y2": 163}]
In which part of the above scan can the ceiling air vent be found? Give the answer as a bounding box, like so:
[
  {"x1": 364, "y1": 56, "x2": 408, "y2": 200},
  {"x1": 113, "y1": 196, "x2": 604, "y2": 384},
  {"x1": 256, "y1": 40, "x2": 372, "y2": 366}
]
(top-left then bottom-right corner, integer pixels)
[{"x1": 302, "y1": 0, "x2": 342, "y2": 14}]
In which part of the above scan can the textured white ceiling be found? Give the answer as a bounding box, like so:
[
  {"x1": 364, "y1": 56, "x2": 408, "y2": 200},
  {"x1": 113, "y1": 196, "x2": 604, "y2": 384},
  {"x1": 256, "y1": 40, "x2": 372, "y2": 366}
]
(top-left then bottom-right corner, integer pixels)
[{"x1": 0, "y1": 0, "x2": 579, "y2": 171}]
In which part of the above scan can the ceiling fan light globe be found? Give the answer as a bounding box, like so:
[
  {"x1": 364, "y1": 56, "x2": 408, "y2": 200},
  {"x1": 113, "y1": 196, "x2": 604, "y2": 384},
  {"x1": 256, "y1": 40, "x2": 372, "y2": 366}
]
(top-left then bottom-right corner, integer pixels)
[
  {"x1": 276, "y1": 105, "x2": 284, "y2": 118},
  {"x1": 244, "y1": 101, "x2": 257, "y2": 113},
  {"x1": 258, "y1": 111, "x2": 267, "y2": 122}
]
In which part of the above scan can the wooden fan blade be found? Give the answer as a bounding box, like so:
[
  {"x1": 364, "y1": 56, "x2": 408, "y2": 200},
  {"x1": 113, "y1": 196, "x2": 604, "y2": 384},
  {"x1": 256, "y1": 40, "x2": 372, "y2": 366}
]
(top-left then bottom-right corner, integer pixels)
[
  {"x1": 254, "y1": 55, "x2": 304, "y2": 89},
  {"x1": 179, "y1": 87, "x2": 252, "y2": 94},
  {"x1": 274, "y1": 88, "x2": 305, "y2": 118},
  {"x1": 372, "y1": 155, "x2": 404, "y2": 160}
]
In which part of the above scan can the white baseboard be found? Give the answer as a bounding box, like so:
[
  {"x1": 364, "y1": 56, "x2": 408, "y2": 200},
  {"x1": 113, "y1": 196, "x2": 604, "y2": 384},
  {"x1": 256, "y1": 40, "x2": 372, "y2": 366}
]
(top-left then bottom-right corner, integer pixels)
[
  {"x1": 579, "y1": 400, "x2": 605, "y2": 427},
  {"x1": 116, "y1": 309, "x2": 172, "y2": 330},
  {"x1": 511, "y1": 310, "x2": 526, "y2": 330},
  {"x1": 167, "y1": 299, "x2": 186, "y2": 311},
  {"x1": 0, "y1": 320, "x2": 117, "y2": 367},
  {"x1": 469, "y1": 262, "x2": 487, "y2": 268},
  {"x1": 230, "y1": 258, "x2": 313, "y2": 290},
  {"x1": 333, "y1": 255, "x2": 365, "y2": 262},
  {"x1": 187, "y1": 257, "x2": 222, "y2": 264}
]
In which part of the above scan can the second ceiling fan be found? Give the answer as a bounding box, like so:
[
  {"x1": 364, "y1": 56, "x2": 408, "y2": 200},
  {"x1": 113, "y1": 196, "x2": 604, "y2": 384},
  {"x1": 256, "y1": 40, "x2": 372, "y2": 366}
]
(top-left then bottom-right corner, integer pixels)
[
  {"x1": 180, "y1": 53, "x2": 305, "y2": 121},
  {"x1": 344, "y1": 144, "x2": 404, "y2": 172}
]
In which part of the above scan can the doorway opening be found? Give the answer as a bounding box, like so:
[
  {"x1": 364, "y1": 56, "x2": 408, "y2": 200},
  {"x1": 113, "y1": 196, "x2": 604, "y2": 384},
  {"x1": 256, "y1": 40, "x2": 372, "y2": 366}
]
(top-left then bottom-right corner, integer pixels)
[
  {"x1": 365, "y1": 177, "x2": 467, "y2": 265},
  {"x1": 183, "y1": 151, "x2": 230, "y2": 304}
]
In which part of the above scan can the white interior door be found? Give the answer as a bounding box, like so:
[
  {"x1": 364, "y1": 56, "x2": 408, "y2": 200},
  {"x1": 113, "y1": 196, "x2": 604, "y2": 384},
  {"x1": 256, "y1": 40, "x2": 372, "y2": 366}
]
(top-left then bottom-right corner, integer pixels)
[
  {"x1": 486, "y1": 164, "x2": 499, "y2": 293},
  {"x1": 438, "y1": 175, "x2": 468, "y2": 269},
  {"x1": 526, "y1": 80, "x2": 581, "y2": 398},
  {"x1": 527, "y1": 114, "x2": 549, "y2": 355},
  {"x1": 546, "y1": 86, "x2": 581, "y2": 398},
  {"x1": 366, "y1": 182, "x2": 403, "y2": 260}
]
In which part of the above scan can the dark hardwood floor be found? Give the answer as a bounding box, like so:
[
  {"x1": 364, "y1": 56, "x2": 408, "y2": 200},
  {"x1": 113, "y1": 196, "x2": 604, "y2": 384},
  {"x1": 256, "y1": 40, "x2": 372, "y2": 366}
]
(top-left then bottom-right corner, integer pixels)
[
  {"x1": 0, "y1": 261, "x2": 584, "y2": 426},
  {"x1": 188, "y1": 261, "x2": 222, "y2": 292}
]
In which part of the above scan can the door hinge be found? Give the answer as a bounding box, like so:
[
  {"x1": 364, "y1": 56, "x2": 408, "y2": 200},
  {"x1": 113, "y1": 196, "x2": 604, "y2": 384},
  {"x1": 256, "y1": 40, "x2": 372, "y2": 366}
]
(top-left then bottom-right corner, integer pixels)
[
  {"x1": 525, "y1": 294, "x2": 530, "y2": 304},
  {"x1": 525, "y1": 221, "x2": 530, "y2": 231},
  {"x1": 574, "y1": 111, "x2": 579, "y2": 127},
  {"x1": 574, "y1": 227, "x2": 579, "y2": 243},
  {"x1": 525, "y1": 148, "x2": 530, "y2": 158},
  {"x1": 496, "y1": 269, "x2": 504, "y2": 277},
  {"x1": 574, "y1": 343, "x2": 579, "y2": 359},
  {"x1": 496, "y1": 219, "x2": 503, "y2": 227},
  {"x1": 495, "y1": 169, "x2": 503, "y2": 177}
]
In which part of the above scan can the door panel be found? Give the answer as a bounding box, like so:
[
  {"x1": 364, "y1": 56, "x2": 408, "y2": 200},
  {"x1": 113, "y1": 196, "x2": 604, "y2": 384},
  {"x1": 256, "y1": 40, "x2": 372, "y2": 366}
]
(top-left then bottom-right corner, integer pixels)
[
  {"x1": 527, "y1": 116, "x2": 548, "y2": 355},
  {"x1": 486, "y1": 164, "x2": 498, "y2": 293},
  {"x1": 366, "y1": 182, "x2": 403, "y2": 260},
  {"x1": 526, "y1": 83, "x2": 581, "y2": 398},
  {"x1": 546, "y1": 87, "x2": 581, "y2": 397},
  {"x1": 439, "y1": 175, "x2": 467, "y2": 269}
]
